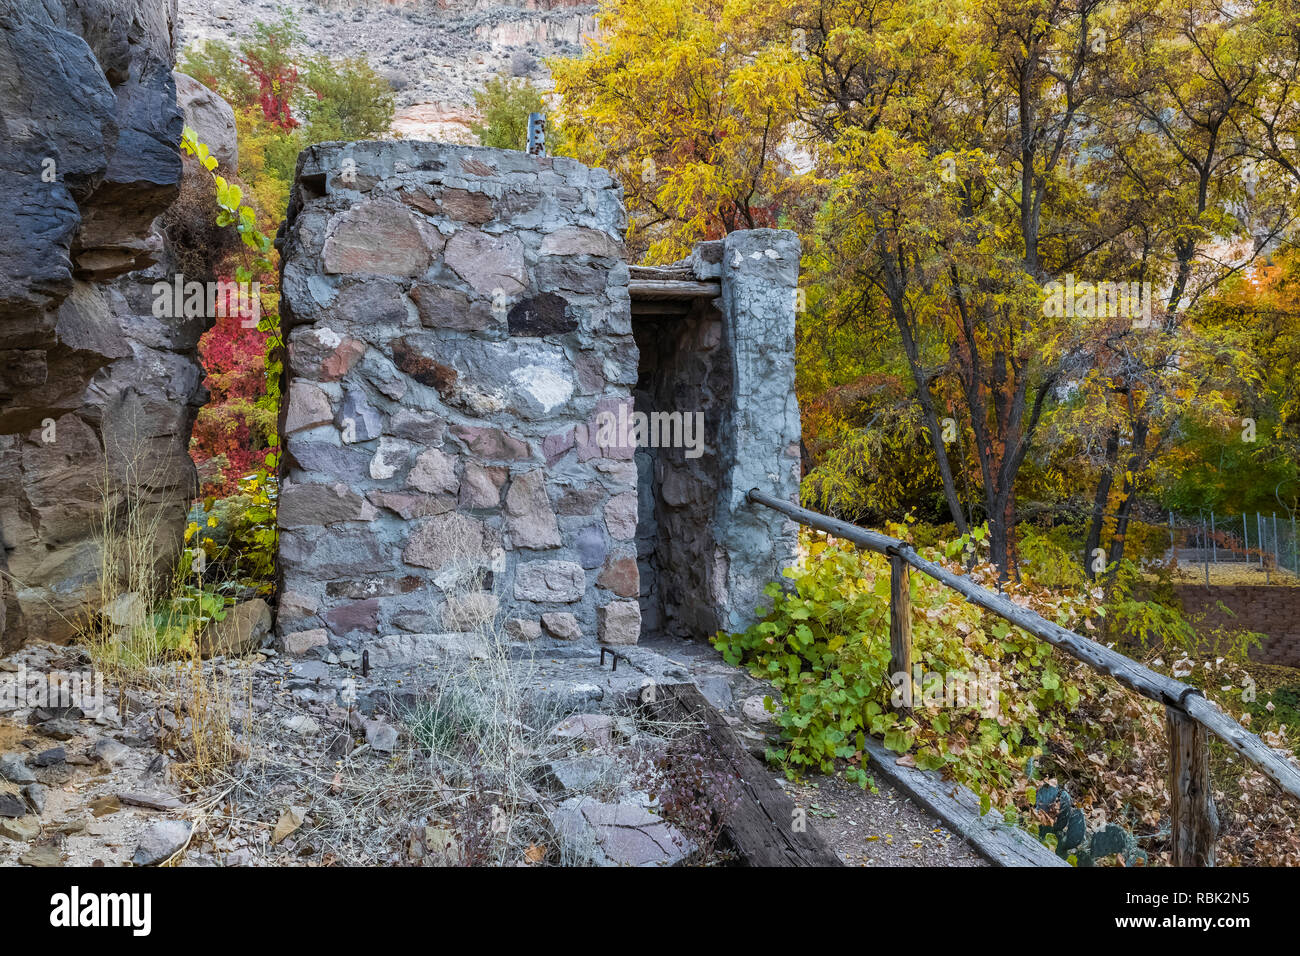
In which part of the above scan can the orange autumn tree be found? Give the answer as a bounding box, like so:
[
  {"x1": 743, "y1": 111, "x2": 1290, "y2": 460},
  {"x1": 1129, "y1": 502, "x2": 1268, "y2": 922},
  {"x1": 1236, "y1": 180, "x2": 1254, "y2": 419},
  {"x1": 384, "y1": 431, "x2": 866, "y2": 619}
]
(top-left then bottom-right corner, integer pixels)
[
  {"x1": 1231, "y1": 252, "x2": 1300, "y2": 456},
  {"x1": 1157, "y1": 249, "x2": 1300, "y2": 515}
]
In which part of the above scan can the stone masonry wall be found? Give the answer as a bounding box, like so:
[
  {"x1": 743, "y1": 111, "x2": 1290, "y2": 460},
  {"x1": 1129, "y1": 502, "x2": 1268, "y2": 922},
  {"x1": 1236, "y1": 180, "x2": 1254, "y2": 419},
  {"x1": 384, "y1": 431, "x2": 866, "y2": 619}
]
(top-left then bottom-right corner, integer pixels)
[
  {"x1": 713, "y1": 230, "x2": 803, "y2": 634},
  {"x1": 629, "y1": 233, "x2": 802, "y2": 642},
  {"x1": 1175, "y1": 584, "x2": 1300, "y2": 668},
  {"x1": 276, "y1": 140, "x2": 643, "y2": 657}
]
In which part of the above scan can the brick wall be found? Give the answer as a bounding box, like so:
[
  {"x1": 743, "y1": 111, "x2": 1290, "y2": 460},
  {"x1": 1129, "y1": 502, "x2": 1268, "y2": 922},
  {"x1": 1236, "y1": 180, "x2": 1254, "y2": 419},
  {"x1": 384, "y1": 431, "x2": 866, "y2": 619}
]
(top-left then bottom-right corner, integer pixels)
[{"x1": 1174, "y1": 585, "x2": 1300, "y2": 668}]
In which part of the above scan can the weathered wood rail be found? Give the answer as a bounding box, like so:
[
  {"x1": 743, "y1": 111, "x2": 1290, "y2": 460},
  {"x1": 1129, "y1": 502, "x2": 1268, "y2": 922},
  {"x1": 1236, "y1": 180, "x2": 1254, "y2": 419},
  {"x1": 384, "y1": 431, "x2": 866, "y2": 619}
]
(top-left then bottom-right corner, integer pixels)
[
  {"x1": 747, "y1": 488, "x2": 1300, "y2": 866},
  {"x1": 646, "y1": 683, "x2": 843, "y2": 866}
]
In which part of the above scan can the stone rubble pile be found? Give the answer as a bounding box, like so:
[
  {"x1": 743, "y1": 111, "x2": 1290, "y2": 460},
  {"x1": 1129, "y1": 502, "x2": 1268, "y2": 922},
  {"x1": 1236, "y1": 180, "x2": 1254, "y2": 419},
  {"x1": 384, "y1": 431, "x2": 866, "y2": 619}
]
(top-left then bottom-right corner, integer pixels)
[{"x1": 0, "y1": 630, "x2": 781, "y2": 866}]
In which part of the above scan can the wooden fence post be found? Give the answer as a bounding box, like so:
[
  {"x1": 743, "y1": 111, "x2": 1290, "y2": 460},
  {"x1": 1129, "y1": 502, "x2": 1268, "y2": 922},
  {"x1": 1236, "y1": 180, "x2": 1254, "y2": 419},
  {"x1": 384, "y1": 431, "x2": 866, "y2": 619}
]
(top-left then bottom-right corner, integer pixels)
[
  {"x1": 889, "y1": 552, "x2": 912, "y2": 707},
  {"x1": 744, "y1": 489, "x2": 1300, "y2": 816},
  {"x1": 1167, "y1": 706, "x2": 1219, "y2": 866}
]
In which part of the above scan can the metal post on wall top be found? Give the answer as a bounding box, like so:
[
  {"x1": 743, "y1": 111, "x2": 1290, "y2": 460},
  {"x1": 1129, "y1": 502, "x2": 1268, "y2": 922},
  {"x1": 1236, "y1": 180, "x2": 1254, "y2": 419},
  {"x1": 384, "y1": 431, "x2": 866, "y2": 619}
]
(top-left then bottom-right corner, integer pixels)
[
  {"x1": 1273, "y1": 513, "x2": 1280, "y2": 573},
  {"x1": 526, "y1": 112, "x2": 547, "y2": 157}
]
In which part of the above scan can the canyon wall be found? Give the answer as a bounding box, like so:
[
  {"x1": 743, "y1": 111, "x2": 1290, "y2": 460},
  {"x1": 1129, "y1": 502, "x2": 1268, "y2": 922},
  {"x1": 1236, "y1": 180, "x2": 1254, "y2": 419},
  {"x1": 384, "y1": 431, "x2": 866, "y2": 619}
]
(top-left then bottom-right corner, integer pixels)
[
  {"x1": 177, "y1": 0, "x2": 600, "y2": 143},
  {"x1": 0, "y1": 0, "x2": 205, "y2": 651}
]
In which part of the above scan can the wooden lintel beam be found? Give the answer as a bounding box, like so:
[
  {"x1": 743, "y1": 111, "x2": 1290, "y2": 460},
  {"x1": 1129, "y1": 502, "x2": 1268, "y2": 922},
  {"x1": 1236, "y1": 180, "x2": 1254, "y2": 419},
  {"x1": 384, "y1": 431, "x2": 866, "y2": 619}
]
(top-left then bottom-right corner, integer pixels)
[{"x1": 628, "y1": 279, "x2": 720, "y2": 300}]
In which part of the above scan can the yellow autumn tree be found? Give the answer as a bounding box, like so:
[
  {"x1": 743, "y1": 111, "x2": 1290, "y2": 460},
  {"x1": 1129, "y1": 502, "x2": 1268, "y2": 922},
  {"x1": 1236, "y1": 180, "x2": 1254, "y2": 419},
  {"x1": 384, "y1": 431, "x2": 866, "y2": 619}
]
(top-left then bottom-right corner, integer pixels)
[{"x1": 551, "y1": 0, "x2": 804, "y2": 262}]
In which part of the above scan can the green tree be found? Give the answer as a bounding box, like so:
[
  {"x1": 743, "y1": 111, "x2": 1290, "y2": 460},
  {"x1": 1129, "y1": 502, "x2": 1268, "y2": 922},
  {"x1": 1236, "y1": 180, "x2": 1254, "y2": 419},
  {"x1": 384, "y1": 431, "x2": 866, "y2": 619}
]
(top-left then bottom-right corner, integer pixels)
[
  {"x1": 470, "y1": 76, "x2": 547, "y2": 152},
  {"x1": 180, "y1": 39, "x2": 256, "y2": 108},
  {"x1": 299, "y1": 56, "x2": 396, "y2": 143}
]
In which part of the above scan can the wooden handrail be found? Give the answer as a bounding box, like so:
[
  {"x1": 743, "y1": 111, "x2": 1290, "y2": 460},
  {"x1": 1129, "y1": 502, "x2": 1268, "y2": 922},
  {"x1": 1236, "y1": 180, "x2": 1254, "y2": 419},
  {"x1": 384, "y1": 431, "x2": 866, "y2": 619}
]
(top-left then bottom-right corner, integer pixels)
[{"x1": 747, "y1": 488, "x2": 1300, "y2": 864}]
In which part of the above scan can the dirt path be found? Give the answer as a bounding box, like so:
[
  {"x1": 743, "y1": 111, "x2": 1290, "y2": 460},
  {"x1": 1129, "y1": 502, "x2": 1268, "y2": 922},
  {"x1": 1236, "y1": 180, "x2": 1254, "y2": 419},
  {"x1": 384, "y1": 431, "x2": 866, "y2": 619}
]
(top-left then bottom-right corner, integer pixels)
[{"x1": 785, "y1": 773, "x2": 988, "y2": 867}]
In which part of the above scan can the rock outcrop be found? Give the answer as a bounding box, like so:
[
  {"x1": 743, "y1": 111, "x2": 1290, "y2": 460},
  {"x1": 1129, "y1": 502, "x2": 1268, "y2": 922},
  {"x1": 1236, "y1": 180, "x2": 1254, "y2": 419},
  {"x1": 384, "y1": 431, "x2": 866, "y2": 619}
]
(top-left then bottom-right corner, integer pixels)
[
  {"x1": 0, "y1": 0, "x2": 207, "y2": 651},
  {"x1": 174, "y1": 70, "x2": 239, "y2": 173}
]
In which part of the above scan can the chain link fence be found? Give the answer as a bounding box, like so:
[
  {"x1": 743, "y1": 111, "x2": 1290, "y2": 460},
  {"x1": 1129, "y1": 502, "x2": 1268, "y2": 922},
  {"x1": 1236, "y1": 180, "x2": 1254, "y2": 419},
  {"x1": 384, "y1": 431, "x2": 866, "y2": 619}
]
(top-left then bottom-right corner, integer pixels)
[{"x1": 1168, "y1": 510, "x2": 1300, "y2": 583}]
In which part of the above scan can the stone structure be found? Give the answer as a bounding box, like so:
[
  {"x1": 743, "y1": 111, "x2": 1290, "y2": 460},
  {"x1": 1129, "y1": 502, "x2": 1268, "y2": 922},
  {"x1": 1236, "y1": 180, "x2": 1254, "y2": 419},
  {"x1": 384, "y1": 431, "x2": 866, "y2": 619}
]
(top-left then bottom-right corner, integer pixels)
[
  {"x1": 1174, "y1": 584, "x2": 1300, "y2": 669},
  {"x1": 276, "y1": 140, "x2": 800, "y2": 655},
  {"x1": 0, "y1": 0, "x2": 209, "y2": 651},
  {"x1": 630, "y1": 235, "x2": 802, "y2": 639},
  {"x1": 0, "y1": 0, "x2": 798, "y2": 657}
]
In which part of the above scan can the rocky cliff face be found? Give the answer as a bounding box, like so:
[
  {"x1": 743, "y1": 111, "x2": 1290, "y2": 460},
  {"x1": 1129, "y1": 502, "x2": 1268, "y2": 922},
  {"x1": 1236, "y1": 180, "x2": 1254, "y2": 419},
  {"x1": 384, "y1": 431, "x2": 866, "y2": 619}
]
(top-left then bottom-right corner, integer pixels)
[
  {"x1": 0, "y1": 0, "x2": 204, "y2": 651},
  {"x1": 177, "y1": 0, "x2": 598, "y2": 141}
]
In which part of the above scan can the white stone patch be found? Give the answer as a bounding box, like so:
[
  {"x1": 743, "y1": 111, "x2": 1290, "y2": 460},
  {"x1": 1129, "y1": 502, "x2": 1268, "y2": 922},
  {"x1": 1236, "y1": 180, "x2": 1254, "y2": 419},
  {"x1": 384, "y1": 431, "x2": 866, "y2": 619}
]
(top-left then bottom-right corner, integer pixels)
[
  {"x1": 460, "y1": 386, "x2": 506, "y2": 416},
  {"x1": 510, "y1": 364, "x2": 574, "y2": 412},
  {"x1": 433, "y1": 566, "x2": 463, "y2": 592},
  {"x1": 369, "y1": 437, "x2": 406, "y2": 480},
  {"x1": 307, "y1": 275, "x2": 337, "y2": 307},
  {"x1": 764, "y1": 248, "x2": 780, "y2": 259},
  {"x1": 313, "y1": 326, "x2": 342, "y2": 349},
  {"x1": 432, "y1": 551, "x2": 503, "y2": 592}
]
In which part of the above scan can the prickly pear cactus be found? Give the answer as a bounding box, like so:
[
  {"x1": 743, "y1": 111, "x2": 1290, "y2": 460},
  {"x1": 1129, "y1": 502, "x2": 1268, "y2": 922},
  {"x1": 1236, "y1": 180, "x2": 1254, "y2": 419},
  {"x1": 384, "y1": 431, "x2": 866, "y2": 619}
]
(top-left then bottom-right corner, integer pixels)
[{"x1": 1034, "y1": 785, "x2": 1146, "y2": 866}]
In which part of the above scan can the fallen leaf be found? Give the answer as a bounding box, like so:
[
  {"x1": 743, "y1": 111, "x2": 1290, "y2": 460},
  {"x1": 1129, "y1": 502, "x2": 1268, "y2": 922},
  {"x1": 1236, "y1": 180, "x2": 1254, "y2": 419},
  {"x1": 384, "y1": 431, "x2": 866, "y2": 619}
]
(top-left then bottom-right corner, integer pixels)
[
  {"x1": 272, "y1": 806, "x2": 306, "y2": 845},
  {"x1": 89, "y1": 796, "x2": 120, "y2": 817}
]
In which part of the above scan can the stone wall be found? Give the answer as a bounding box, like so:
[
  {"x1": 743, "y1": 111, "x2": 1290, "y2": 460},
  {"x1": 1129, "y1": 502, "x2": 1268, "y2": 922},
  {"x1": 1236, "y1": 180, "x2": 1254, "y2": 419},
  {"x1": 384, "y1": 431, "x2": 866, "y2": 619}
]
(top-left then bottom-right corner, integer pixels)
[
  {"x1": 713, "y1": 230, "x2": 803, "y2": 635},
  {"x1": 1175, "y1": 584, "x2": 1300, "y2": 668},
  {"x1": 275, "y1": 141, "x2": 804, "y2": 660},
  {"x1": 275, "y1": 140, "x2": 644, "y2": 655},
  {"x1": 629, "y1": 233, "x2": 803, "y2": 641},
  {"x1": 0, "y1": 0, "x2": 199, "y2": 651}
]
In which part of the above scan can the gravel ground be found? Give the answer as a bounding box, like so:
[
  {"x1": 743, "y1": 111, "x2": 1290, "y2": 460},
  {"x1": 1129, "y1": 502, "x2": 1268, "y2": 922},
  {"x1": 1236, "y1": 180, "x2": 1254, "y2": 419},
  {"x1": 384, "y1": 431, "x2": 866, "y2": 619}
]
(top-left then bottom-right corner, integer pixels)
[{"x1": 784, "y1": 772, "x2": 989, "y2": 867}]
